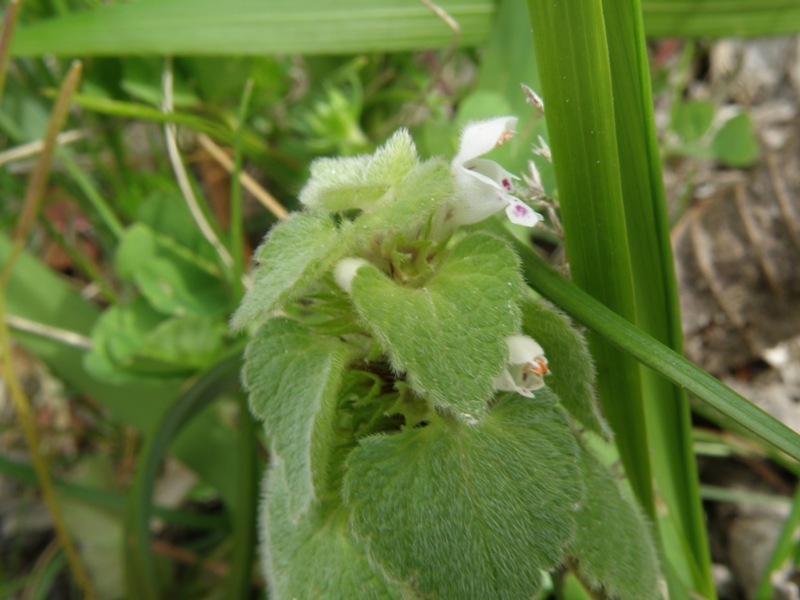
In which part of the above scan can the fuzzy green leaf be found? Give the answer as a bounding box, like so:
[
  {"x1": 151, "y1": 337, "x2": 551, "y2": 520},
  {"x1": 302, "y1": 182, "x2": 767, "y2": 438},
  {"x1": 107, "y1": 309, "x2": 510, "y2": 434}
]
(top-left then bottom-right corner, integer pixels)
[
  {"x1": 569, "y1": 447, "x2": 661, "y2": 600},
  {"x1": 231, "y1": 213, "x2": 344, "y2": 331},
  {"x1": 243, "y1": 318, "x2": 351, "y2": 519},
  {"x1": 299, "y1": 129, "x2": 418, "y2": 212},
  {"x1": 353, "y1": 158, "x2": 452, "y2": 237},
  {"x1": 522, "y1": 299, "x2": 610, "y2": 439},
  {"x1": 261, "y1": 463, "x2": 402, "y2": 600},
  {"x1": 344, "y1": 392, "x2": 582, "y2": 599},
  {"x1": 350, "y1": 233, "x2": 523, "y2": 415}
]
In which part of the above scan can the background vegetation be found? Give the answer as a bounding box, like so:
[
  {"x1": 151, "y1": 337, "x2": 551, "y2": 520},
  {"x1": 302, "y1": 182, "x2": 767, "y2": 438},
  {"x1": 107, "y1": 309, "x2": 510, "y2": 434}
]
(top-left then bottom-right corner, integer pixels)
[{"x1": 2, "y1": 0, "x2": 800, "y2": 598}]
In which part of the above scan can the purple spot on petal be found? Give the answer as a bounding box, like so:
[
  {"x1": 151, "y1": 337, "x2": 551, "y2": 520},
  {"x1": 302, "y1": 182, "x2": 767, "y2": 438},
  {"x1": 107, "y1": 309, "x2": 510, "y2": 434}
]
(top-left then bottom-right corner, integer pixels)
[
  {"x1": 501, "y1": 178, "x2": 512, "y2": 190},
  {"x1": 514, "y1": 204, "x2": 529, "y2": 216}
]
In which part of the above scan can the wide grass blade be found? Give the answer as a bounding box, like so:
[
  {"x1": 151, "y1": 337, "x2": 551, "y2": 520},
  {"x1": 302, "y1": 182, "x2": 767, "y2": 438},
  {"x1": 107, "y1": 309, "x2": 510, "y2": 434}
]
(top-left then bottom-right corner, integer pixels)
[
  {"x1": 642, "y1": 0, "x2": 800, "y2": 38},
  {"x1": 601, "y1": 1, "x2": 714, "y2": 596},
  {"x1": 526, "y1": 0, "x2": 654, "y2": 515},
  {"x1": 11, "y1": 0, "x2": 493, "y2": 56},
  {"x1": 11, "y1": 0, "x2": 800, "y2": 57}
]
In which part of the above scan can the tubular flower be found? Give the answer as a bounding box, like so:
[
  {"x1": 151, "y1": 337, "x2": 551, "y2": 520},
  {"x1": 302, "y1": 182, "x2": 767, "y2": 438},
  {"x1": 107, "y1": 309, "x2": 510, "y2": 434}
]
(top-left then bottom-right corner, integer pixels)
[
  {"x1": 493, "y1": 335, "x2": 550, "y2": 398},
  {"x1": 448, "y1": 117, "x2": 542, "y2": 228}
]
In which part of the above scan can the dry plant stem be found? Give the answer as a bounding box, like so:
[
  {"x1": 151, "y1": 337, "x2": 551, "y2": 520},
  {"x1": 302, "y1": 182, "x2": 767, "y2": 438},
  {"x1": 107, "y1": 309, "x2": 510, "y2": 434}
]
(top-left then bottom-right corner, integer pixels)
[
  {"x1": 196, "y1": 133, "x2": 288, "y2": 221},
  {"x1": 419, "y1": 0, "x2": 460, "y2": 69},
  {"x1": 0, "y1": 61, "x2": 99, "y2": 600},
  {"x1": 161, "y1": 57, "x2": 234, "y2": 270},
  {"x1": 0, "y1": 129, "x2": 89, "y2": 167},
  {"x1": 150, "y1": 539, "x2": 265, "y2": 587},
  {"x1": 0, "y1": 0, "x2": 21, "y2": 101},
  {"x1": 4, "y1": 314, "x2": 93, "y2": 349}
]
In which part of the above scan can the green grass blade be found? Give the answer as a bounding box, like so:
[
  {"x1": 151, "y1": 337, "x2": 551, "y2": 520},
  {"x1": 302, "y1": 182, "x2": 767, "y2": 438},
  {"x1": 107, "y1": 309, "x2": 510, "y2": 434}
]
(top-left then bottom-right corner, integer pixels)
[
  {"x1": 754, "y1": 487, "x2": 800, "y2": 600},
  {"x1": 641, "y1": 0, "x2": 800, "y2": 38},
  {"x1": 11, "y1": 0, "x2": 800, "y2": 58},
  {"x1": 11, "y1": 0, "x2": 493, "y2": 56},
  {"x1": 526, "y1": 0, "x2": 654, "y2": 514},
  {"x1": 495, "y1": 227, "x2": 800, "y2": 464},
  {"x1": 601, "y1": 1, "x2": 714, "y2": 596},
  {"x1": 124, "y1": 351, "x2": 243, "y2": 600},
  {"x1": 224, "y1": 397, "x2": 259, "y2": 600}
]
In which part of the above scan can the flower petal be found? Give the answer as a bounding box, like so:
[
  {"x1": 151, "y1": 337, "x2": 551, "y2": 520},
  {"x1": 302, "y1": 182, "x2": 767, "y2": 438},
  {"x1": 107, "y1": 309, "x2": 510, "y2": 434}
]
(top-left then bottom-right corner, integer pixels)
[
  {"x1": 464, "y1": 158, "x2": 519, "y2": 192},
  {"x1": 452, "y1": 117, "x2": 518, "y2": 167},
  {"x1": 505, "y1": 201, "x2": 543, "y2": 228},
  {"x1": 506, "y1": 335, "x2": 545, "y2": 366}
]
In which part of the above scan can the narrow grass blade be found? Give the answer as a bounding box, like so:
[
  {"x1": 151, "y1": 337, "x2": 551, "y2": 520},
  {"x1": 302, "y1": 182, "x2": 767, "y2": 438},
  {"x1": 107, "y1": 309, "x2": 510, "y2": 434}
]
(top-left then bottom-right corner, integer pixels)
[
  {"x1": 526, "y1": 0, "x2": 654, "y2": 514},
  {"x1": 496, "y1": 228, "x2": 800, "y2": 465},
  {"x1": 124, "y1": 351, "x2": 243, "y2": 600},
  {"x1": 225, "y1": 398, "x2": 259, "y2": 600},
  {"x1": 754, "y1": 487, "x2": 800, "y2": 600}
]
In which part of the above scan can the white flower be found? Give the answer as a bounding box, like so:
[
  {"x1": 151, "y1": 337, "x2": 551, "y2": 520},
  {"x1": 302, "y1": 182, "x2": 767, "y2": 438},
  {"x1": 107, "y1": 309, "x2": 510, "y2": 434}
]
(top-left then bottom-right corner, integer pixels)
[
  {"x1": 493, "y1": 335, "x2": 550, "y2": 398},
  {"x1": 448, "y1": 117, "x2": 542, "y2": 228}
]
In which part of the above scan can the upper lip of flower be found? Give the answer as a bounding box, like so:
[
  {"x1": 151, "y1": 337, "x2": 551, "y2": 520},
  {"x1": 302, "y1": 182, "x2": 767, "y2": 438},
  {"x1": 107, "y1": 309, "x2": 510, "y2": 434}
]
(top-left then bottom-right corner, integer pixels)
[
  {"x1": 448, "y1": 117, "x2": 542, "y2": 228},
  {"x1": 493, "y1": 335, "x2": 550, "y2": 398}
]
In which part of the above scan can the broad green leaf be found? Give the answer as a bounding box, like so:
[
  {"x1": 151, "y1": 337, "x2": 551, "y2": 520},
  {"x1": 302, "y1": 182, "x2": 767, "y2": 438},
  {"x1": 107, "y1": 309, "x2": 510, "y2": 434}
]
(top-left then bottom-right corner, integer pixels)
[
  {"x1": 569, "y1": 447, "x2": 661, "y2": 600},
  {"x1": 712, "y1": 113, "x2": 759, "y2": 168},
  {"x1": 231, "y1": 213, "x2": 344, "y2": 331},
  {"x1": 136, "y1": 192, "x2": 219, "y2": 262},
  {"x1": 140, "y1": 316, "x2": 227, "y2": 367},
  {"x1": 521, "y1": 299, "x2": 610, "y2": 439},
  {"x1": 344, "y1": 393, "x2": 582, "y2": 599},
  {"x1": 116, "y1": 224, "x2": 229, "y2": 318},
  {"x1": 243, "y1": 318, "x2": 352, "y2": 519},
  {"x1": 262, "y1": 464, "x2": 402, "y2": 600},
  {"x1": 299, "y1": 129, "x2": 418, "y2": 212},
  {"x1": 85, "y1": 299, "x2": 226, "y2": 383},
  {"x1": 350, "y1": 233, "x2": 523, "y2": 416},
  {"x1": 671, "y1": 100, "x2": 714, "y2": 144}
]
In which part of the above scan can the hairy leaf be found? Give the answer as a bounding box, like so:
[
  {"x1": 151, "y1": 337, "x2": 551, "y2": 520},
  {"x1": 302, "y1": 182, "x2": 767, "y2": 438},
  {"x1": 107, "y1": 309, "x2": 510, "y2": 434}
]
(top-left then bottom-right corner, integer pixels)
[
  {"x1": 299, "y1": 129, "x2": 418, "y2": 212},
  {"x1": 568, "y1": 447, "x2": 661, "y2": 599},
  {"x1": 231, "y1": 213, "x2": 344, "y2": 331},
  {"x1": 344, "y1": 392, "x2": 582, "y2": 598},
  {"x1": 522, "y1": 299, "x2": 610, "y2": 439},
  {"x1": 352, "y1": 158, "x2": 453, "y2": 238},
  {"x1": 243, "y1": 318, "x2": 351, "y2": 519},
  {"x1": 350, "y1": 233, "x2": 523, "y2": 416},
  {"x1": 261, "y1": 463, "x2": 402, "y2": 600}
]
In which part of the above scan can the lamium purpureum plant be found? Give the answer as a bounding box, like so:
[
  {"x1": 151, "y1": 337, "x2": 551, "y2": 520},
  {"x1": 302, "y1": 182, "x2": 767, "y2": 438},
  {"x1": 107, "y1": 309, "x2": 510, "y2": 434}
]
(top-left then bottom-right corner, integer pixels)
[{"x1": 232, "y1": 117, "x2": 661, "y2": 599}]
